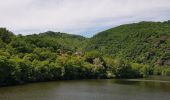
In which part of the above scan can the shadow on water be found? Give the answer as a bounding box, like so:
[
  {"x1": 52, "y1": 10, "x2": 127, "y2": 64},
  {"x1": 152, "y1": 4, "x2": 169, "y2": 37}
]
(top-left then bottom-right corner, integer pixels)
[{"x1": 112, "y1": 76, "x2": 170, "y2": 92}]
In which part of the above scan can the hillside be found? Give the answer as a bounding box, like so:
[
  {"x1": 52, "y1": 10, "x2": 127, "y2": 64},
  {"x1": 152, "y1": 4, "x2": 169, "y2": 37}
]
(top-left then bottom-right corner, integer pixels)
[
  {"x1": 0, "y1": 28, "x2": 90, "y2": 86},
  {"x1": 0, "y1": 21, "x2": 170, "y2": 86},
  {"x1": 0, "y1": 28, "x2": 86, "y2": 54},
  {"x1": 85, "y1": 21, "x2": 170, "y2": 67}
]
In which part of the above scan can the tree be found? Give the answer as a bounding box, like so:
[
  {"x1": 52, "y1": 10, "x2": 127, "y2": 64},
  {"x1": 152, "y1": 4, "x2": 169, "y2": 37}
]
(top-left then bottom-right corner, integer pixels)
[
  {"x1": 85, "y1": 51, "x2": 101, "y2": 64},
  {"x1": 63, "y1": 56, "x2": 84, "y2": 79},
  {"x1": 32, "y1": 60, "x2": 52, "y2": 81},
  {"x1": 91, "y1": 58, "x2": 106, "y2": 78},
  {"x1": 13, "y1": 59, "x2": 33, "y2": 82},
  {"x1": 49, "y1": 62, "x2": 63, "y2": 80},
  {"x1": 113, "y1": 59, "x2": 134, "y2": 78},
  {"x1": 0, "y1": 56, "x2": 19, "y2": 85},
  {"x1": 104, "y1": 57, "x2": 116, "y2": 78},
  {"x1": 0, "y1": 28, "x2": 14, "y2": 43},
  {"x1": 131, "y1": 63, "x2": 150, "y2": 77},
  {"x1": 10, "y1": 38, "x2": 33, "y2": 53}
]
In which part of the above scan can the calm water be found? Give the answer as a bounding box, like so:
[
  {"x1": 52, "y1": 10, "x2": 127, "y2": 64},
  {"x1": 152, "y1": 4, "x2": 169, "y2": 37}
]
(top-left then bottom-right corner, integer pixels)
[{"x1": 0, "y1": 76, "x2": 170, "y2": 100}]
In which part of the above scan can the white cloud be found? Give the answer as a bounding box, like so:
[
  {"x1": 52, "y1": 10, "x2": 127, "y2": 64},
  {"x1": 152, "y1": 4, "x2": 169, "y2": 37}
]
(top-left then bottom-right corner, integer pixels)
[{"x1": 0, "y1": 0, "x2": 170, "y2": 37}]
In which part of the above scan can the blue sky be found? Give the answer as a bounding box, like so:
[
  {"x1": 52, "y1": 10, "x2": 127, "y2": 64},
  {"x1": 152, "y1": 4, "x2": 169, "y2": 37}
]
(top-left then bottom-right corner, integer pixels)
[{"x1": 0, "y1": 0, "x2": 170, "y2": 37}]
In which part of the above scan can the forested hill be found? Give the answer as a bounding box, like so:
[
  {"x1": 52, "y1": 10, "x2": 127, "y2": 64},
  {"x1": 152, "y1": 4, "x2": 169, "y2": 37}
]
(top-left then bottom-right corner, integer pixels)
[
  {"x1": 0, "y1": 21, "x2": 170, "y2": 86},
  {"x1": 85, "y1": 21, "x2": 170, "y2": 67},
  {"x1": 0, "y1": 28, "x2": 86, "y2": 54}
]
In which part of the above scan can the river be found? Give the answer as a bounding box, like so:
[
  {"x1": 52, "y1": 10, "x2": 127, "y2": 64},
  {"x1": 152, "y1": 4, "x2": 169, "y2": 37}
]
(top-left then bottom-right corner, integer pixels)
[{"x1": 0, "y1": 76, "x2": 170, "y2": 100}]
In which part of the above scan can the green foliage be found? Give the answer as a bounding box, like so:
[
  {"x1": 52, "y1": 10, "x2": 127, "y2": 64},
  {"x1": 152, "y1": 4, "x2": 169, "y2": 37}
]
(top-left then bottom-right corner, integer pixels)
[
  {"x1": 12, "y1": 58, "x2": 33, "y2": 82},
  {"x1": 48, "y1": 62, "x2": 63, "y2": 80},
  {"x1": 131, "y1": 63, "x2": 150, "y2": 77},
  {"x1": 153, "y1": 66, "x2": 170, "y2": 76},
  {"x1": 92, "y1": 58, "x2": 106, "y2": 76},
  {"x1": 112, "y1": 59, "x2": 134, "y2": 78},
  {"x1": 0, "y1": 28, "x2": 14, "y2": 43},
  {"x1": 0, "y1": 21, "x2": 170, "y2": 86},
  {"x1": 86, "y1": 21, "x2": 170, "y2": 67},
  {"x1": 85, "y1": 50, "x2": 102, "y2": 64},
  {"x1": 0, "y1": 56, "x2": 19, "y2": 85}
]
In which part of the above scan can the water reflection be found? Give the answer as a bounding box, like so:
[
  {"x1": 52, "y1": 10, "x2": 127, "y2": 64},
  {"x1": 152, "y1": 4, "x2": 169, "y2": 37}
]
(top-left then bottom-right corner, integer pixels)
[{"x1": 0, "y1": 77, "x2": 170, "y2": 100}]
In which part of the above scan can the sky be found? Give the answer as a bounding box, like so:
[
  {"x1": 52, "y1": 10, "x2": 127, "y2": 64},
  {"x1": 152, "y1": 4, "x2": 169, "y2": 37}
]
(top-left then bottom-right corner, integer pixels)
[{"x1": 0, "y1": 0, "x2": 170, "y2": 37}]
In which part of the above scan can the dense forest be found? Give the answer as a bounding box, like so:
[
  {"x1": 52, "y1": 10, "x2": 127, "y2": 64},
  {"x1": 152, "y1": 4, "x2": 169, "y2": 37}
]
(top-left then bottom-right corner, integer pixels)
[{"x1": 0, "y1": 21, "x2": 170, "y2": 86}]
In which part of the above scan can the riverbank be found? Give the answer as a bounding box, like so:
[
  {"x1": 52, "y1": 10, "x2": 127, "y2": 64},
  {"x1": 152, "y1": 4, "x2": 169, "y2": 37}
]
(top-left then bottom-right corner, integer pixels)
[{"x1": 1, "y1": 75, "x2": 169, "y2": 87}]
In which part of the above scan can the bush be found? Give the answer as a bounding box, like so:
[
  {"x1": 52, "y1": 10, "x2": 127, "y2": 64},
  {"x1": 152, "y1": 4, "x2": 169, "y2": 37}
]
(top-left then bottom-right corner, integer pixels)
[
  {"x1": 131, "y1": 63, "x2": 150, "y2": 77},
  {"x1": 112, "y1": 59, "x2": 134, "y2": 78},
  {"x1": 0, "y1": 56, "x2": 19, "y2": 85}
]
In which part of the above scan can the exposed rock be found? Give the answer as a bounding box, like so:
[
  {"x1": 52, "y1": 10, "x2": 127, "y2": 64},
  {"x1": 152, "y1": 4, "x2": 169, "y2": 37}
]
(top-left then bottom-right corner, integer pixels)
[
  {"x1": 74, "y1": 51, "x2": 84, "y2": 56},
  {"x1": 157, "y1": 58, "x2": 170, "y2": 66}
]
